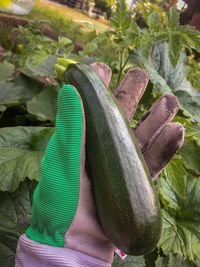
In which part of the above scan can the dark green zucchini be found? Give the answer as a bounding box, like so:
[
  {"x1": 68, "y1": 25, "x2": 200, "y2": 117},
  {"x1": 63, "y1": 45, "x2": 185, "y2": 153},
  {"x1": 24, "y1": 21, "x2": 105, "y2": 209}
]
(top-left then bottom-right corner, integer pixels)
[{"x1": 65, "y1": 64, "x2": 162, "y2": 255}]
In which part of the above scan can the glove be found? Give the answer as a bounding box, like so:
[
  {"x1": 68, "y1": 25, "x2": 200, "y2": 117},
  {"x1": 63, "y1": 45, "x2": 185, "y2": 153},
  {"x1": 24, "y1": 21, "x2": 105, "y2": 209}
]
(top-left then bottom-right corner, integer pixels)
[{"x1": 15, "y1": 63, "x2": 184, "y2": 267}]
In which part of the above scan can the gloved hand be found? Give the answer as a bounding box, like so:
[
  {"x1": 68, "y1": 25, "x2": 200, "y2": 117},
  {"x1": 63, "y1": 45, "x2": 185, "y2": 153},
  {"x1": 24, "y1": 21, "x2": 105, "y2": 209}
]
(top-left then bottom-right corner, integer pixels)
[{"x1": 15, "y1": 63, "x2": 184, "y2": 267}]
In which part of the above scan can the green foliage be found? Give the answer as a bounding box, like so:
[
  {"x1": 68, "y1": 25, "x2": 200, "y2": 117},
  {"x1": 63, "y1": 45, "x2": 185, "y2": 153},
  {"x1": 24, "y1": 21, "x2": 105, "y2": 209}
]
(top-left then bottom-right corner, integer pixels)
[
  {"x1": 187, "y1": 57, "x2": 200, "y2": 91},
  {"x1": 159, "y1": 181, "x2": 200, "y2": 260},
  {"x1": 97, "y1": 0, "x2": 200, "y2": 87},
  {"x1": 0, "y1": 180, "x2": 37, "y2": 267},
  {"x1": 155, "y1": 253, "x2": 197, "y2": 267},
  {"x1": 0, "y1": 75, "x2": 41, "y2": 106},
  {"x1": 132, "y1": 41, "x2": 200, "y2": 123},
  {"x1": 11, "y1": 23, "x2": 74, "y2": 70},
  {"x1": 0, "y1": 61, "x2": 15, "y2": 83},
  {"x1": 27, "y1": 86, "x2": 57, "y2": 122},
  {"x1": 0, "y1": 127, "x2": 53, "y2": 192},
  {"x1": 131, "y1": 0, "x2": 167, "y2": 25},
  {"x1": 0, "y1": 1, "x2": 200, "y2": 266},
  {"x1": 113, "y1": 255, "x2": 145, "y2": 266}
]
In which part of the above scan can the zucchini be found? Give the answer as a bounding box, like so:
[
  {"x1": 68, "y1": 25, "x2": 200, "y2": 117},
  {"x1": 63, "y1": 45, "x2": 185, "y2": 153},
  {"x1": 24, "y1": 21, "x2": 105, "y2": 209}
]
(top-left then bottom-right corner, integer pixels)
[{"x1": 65, "y1": 64, "x2": 162, "y2": 255}]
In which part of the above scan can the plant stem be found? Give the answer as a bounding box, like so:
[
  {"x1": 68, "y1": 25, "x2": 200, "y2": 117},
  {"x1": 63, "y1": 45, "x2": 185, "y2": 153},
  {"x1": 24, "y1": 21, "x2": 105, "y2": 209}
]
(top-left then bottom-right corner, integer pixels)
[
  {"x1": 117, "y1": 49, "x2": 129, "y2": 86},
  {"x1": 117, "y1": 48, "x2": 124, "y2": 86},
  {"x1": 121, "y1": 55, "x2": 129, "y2": 71}
]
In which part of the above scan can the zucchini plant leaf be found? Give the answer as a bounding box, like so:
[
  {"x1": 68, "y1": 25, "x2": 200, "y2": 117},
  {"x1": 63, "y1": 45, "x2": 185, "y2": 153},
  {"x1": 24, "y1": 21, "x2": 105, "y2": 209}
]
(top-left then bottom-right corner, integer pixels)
[
  {"x1": 159, "y1": 177, "x2": 200, "y2": 261},
  {"x1": 179, "y1": 139, "x2": 200, "y2": 175},
  {"x1": 0, "y1": 61, "x2": 15, "y2": 84},
  {"x1": 130, "y1": 50, "x2": 171, "y2": 94},
  {"x1": 0, "y1": 75, "x2": 42, "y2": 106},
  {"x1": 150, "y1": 42, "x2": 200, "y2": 105},
  {"x1": 27, "y1": 86, "x2": 57, "y2": 122},
  {"x1": 22, "y1": 56, "x2": 57, "y2": 78},
  {"x1": 135, "y1": 41, "x2": 200, "y2": 121},
  {"x1": 169, "y1": 34, "x2": 182, "y2": 68},
  {"x1": 174, "y1": 91, "x2": 200, "y2": 123},
  {"x1": 0, "y1": 180, "x2": 37, "y2": 267},
  {"x1": 0, "y1": 126, "x2": 53, "y2": 192},
  {"x1": 162, "y1": 156, "x2": 187, "y2": 199},
  {"x1": 186, "y1": 125, "x2": 200, "y2": 146},
  {"x1": 112, "y1": 255, "x2": 145, "y2": 267},
  {"x1": 155, "y1": 253, "x2": 196, "y2": 267}
]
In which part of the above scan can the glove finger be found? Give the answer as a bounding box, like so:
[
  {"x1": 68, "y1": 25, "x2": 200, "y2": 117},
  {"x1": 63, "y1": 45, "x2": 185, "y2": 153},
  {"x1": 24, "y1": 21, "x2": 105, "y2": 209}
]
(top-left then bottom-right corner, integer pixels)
[
  {"x1": 114, "y1": 68, "x2": 149, "y2": 120},
  {"x1": 26, "y1": 84, "x2": 85, "y2": 247},
  {"x1": 143, "y1": 122, "x2": 184, "y2": 180},
  {"x1": 134, "y1": 93, "x2": 179, "y2": 152},
  {"x1": 90, "y1": 62, "x2": 112, "y2": 88}
]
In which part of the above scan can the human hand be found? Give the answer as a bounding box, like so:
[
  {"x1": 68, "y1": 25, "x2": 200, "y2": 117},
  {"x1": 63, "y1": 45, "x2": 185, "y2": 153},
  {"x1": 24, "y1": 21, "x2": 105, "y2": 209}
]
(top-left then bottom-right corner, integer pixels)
[{"x1": 15, "y1": 63, "x2": 184, "y2": 267}]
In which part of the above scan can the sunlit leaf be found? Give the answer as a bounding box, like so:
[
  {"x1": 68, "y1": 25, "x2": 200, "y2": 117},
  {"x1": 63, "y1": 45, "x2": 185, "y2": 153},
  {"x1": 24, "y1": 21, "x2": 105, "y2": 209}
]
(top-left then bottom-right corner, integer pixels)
[
  {"x1": 22, "y1": 56, "x2": 57, "y2": 78},
  {"x1": 58, "y1": 36, "x2": 72, "y2": 47}
]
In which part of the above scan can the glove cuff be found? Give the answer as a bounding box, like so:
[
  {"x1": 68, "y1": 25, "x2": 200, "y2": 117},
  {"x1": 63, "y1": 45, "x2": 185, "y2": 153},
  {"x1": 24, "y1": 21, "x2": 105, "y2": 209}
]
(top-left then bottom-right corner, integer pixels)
[{"x1": 15, "y1": 234, "x2": 111, "y2": 267}]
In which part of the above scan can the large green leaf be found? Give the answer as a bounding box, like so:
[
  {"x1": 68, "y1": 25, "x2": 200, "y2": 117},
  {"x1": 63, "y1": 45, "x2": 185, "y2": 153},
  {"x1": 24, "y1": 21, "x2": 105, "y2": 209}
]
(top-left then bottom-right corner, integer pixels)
[
  {"x1": 30, "y1": 128, "x2": 55, "y2": 151},
  {"x1": 153, "y1": 42, "x2": 200, "y2": 106},
  {"x1": 140, "y1": 42, "x2": 200, "y2": 122},
  {"x1": 163, "y1": 156, "x2": 187, "y2": 198},
  {"x1": 22, "y1": 55, "x2": 58, "y2": 78},
  {"x1": 27, "y1": 86, "x2": 57, "y2": 122},
  {"x1": 159, "y1": 175, "x2": 181, "y2": 211},
  {"x1": 174, "y1": 91, "x2": 200, "y2": 123},
  {"x1": 0, "y1": 75, "x2": 42, "y2": 106},
  {"x1": 112, "y1": 255, "x2": 145, "y2": 267},
  {"x1": 155, "y1": 253, "x2": 197, "y2": 267},
  {"x1": 0, "y1": 180, "x2": 36, "y2": 267},
  {"x1": 169, "y1": 34, "x2": 182, "y2": 68},
  {"x1": 0, "y1": 127, "x2": 53, "y2": 192},
  {"x1": 0, "y1": 61, "x2": 15, "y2": 84},
  {"x1": 186, "y1": 125, "x2": 200, "y2": 146},
  {"x1": 179, "y1": 139, "x2": 200, "y2": 175},
  {"x1": 159, "y1": 177, "x2": 200, "y2": 261},
  {"x1": 130, "y1": 50, "x2": 171, "y2": 94}
]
